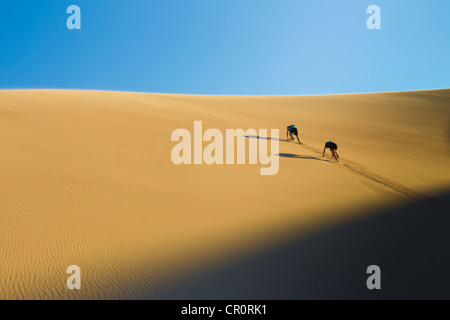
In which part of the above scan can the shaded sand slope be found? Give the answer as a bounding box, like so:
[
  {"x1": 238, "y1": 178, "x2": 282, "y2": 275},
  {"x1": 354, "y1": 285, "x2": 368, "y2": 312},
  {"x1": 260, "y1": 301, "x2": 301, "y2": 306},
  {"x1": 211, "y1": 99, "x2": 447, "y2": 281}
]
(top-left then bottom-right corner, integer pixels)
[
  {"x1": 0, "y1": 89, "x2": 449, "y2": 299},
  {"x1": 158, "y1": 190, "x2": 450, "y2": 300}
]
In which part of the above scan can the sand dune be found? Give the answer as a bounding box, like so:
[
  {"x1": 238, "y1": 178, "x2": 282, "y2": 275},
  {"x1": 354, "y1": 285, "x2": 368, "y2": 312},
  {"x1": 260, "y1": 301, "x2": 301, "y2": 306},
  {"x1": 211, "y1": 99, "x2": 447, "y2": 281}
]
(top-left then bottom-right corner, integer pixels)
[{"x1": 0, "y1": 89, "x2": 449, "y2": 299}]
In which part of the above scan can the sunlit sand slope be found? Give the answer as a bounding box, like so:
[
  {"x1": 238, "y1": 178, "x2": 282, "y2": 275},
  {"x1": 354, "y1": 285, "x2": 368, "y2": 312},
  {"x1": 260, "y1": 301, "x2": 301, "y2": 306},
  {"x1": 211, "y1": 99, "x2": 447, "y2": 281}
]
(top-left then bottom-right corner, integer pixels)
[{"x1": 0, "y1": 89, "x2": 448, "y2": 299}]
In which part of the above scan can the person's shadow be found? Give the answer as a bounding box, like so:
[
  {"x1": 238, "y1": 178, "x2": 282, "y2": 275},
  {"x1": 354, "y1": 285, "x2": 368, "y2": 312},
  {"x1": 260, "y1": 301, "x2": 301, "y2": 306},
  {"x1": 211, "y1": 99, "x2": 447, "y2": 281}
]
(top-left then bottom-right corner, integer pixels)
[
  {"x1": 243, "y1": 136, "x2": 323, "y2": 161},
  {"x1": 244, "y1": 135, "x2": 280, "y2": 141},
  {"x1": 244, "y1": 135, "x2": 301, "y2": 143},
  {"x1": 277, "y1": 153, "x2": 328, "y2": 162}
]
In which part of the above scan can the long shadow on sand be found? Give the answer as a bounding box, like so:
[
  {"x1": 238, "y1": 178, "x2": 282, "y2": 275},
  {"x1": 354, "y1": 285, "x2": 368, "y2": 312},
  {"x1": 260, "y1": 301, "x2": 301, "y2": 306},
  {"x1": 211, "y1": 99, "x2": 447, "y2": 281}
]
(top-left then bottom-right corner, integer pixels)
[
  {"x1": 244, "y1": 135, "x2": 300, "y2": 143},
  {"x1": 244, "y1": 135, "x2": 281, "y2": 141},
  {"x1": 277, "y1": 153, "x2": 328, "y2": 162},
  {"x1": 142, "y1": 190, "x2": 450, "y2": 299}
]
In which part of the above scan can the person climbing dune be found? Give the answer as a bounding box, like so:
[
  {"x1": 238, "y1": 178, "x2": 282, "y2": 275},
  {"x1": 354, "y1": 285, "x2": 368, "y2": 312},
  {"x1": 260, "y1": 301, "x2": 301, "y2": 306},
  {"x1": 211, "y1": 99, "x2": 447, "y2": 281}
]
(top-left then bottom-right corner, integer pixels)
[
  {"x1": 323, "y1": 141, "x2": 340, "y2": 162},
  {"x1": 286, "y1": 125, "x2": 301, "y2": 144}
]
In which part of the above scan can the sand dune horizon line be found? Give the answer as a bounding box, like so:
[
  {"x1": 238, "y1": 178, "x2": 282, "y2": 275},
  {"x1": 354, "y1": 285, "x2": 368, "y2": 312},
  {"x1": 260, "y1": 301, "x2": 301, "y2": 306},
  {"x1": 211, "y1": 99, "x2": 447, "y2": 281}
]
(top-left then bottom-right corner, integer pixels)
[{"x1": 0, "y1": 87, "x2": 449, "y2": 97}]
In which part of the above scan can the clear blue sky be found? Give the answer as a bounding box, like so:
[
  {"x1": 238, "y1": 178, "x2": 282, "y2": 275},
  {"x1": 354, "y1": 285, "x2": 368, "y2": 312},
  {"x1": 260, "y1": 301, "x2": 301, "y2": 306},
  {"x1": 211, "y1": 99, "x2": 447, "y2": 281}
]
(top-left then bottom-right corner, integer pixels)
[{"x1": 0, "y1": 0, "x2": 449, "y2": 95}]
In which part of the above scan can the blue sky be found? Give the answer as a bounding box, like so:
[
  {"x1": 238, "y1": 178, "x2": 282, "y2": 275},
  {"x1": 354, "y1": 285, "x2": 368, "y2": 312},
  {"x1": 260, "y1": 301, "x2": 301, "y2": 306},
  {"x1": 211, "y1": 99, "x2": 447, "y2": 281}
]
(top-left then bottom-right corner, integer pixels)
[{"x1": 0, "y1": 0, "x2": 449, "y2": 95}]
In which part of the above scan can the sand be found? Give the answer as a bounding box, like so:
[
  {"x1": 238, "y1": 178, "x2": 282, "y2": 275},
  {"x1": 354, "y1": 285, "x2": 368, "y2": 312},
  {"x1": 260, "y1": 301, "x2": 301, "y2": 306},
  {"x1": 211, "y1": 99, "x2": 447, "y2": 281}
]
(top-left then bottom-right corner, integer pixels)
[{"x1": 0, "y1": 89, "x2": 449, "y2": 299}]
